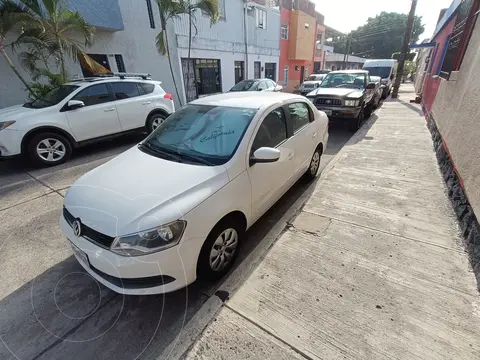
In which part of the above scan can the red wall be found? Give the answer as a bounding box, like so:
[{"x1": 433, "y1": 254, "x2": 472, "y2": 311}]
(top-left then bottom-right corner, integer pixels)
[
  {"x1": 423, "y1": 16, "x2": 456, "y2": 111},
  {"x1": 279, "y1": 8, "x2": 315, "y2": 91}
]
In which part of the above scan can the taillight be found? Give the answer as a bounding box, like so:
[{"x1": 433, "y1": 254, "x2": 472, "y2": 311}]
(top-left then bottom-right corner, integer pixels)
[{"x1": 164, "y1": 93, "x2": 173, "y2": 101}]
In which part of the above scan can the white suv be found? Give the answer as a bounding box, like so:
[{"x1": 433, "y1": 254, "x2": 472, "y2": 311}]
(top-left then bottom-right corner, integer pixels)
[{"x1": 0, "y1": 74, "x2": 175, "y2": 166}]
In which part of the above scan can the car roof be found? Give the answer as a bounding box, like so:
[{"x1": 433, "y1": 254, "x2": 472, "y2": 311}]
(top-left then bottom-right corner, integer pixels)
[
  {"x1": 65, "y1": 77, "x2": 158, "y2": 87},
  {"x1": 329, "y1": 70, "x2": 368, "y2": 74},
  {"x1": 239, "y1": 78, "x2": 274, "y2": 82},
  {"x1": 190, "y1": 92, "x2": 305, "y2": 109}
]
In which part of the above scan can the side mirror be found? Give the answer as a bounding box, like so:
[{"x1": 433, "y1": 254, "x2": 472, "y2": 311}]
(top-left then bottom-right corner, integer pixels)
[
  {"x1": 366, "y1": 82, "x2": 376, "y2": 90},
  {"x1": 390, "y1": 74, "x2": 394, "y2": 80},
  {"x1": 67, "y1": 100, "x2": 85, "y2": 110},
  {"x1": 250, "y1": 147, "x2": 281, "y2": 165}
]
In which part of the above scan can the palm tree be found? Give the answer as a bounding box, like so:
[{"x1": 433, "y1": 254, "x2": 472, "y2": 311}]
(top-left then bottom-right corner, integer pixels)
[
  {"x1": 155, "y1": 0, "x2": 218, "y2": 105},
  {"x1": 13, "y1": 0, "x2": 96, "y2": 82},
  {"x1": 0, "y1": 0, "x2": 33, "y2": 93}
]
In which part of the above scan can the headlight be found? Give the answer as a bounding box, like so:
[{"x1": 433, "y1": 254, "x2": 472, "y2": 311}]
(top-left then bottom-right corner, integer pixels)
[
  {"x1": 344, "y1": 100, "x2": 359, "y2": 107},
  {"x1": 0, "y1": 121, "x2": 16, "y2": 131},
  {"x1": 381, "y1": 79, "x2": 388, "y2": 85},
  {"x1": 110, "y1": 220, "x2": 186, "y2": 256}
]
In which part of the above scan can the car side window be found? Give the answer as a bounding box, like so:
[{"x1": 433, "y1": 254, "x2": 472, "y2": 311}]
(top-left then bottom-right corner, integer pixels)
[
  {"x1": 112, "y1": 82, "x2": 140, "y2": 100},
  {"x1": 252, "y1": 107, "x2": 287, "y2": 152},
  {"x1": 288, "y1": 102, "x2": 312, "y2": 133},
  {"x1": 73, "y1": 84, "x2": 114, "y2": 106},
  {"x1": 139, "y1": 83, "x2": 155, "y2": 94},
  {"x1": 267, "y1": 80, "x2": 275, "y2": 89},
  {"x1": 257, "y1": 81, "x2": 267, "y2": 91}
]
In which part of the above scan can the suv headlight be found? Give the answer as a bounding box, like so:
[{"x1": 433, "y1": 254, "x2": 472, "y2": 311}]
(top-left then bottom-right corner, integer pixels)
[
  {"x1": 0, "y1": 121, "x2": 16, "y2": 131},
  {"x1": 110, "y1": 220, "x2": 186, "y2": 256},
  {"x1": 344, "y1": 100, "x2": 359, "y2": 107}
]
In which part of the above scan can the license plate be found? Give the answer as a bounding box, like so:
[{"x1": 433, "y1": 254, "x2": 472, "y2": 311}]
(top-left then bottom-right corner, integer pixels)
[
  {"x1": 69, "y1": 240, "x2": 88, "y2": 267},
  {"x1": 321, "y1": 109, "x2": 332, "y2": 116}
]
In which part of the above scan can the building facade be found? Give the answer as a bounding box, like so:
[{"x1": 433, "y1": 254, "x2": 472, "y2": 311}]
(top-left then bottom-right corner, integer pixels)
[
  {"x1": 0, "y1": 0, "x2": 182, "y2": 108},
  {"x1": 278, "y1": 0, "x2": 325, "y2": 93},
  {"x1": 173, "y1": 0, "x2": 280, "y2": 102},
  {"x1": 0, "y1": 0, "x2": 280, "y2": 108}
]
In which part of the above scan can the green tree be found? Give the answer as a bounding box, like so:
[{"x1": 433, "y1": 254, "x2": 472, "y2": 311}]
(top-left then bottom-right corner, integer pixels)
[
  {"x1": 12, "y1": 0, "x2": 96, "y2": 82},
  {"x1": 155, "y1": 0, "x2": 218, "y2": 105},
  {"x1": 0, "y1": 0, "x2": 33, "y2": 93},
  {"x1": 328, "y1": 12, "x2": 425, "y2": 59}
]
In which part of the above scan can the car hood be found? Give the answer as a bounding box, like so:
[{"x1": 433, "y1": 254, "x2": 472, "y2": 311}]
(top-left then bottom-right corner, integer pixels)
[
  {"x1": 0, "y1": 104, "x2": 43, "y2": 120},
  {"x1": 307, "y1": 87, "x2": 364, "y2": 98},
  {"x1": 64, "y1": 146, "x2": 230, "y2": 237}
]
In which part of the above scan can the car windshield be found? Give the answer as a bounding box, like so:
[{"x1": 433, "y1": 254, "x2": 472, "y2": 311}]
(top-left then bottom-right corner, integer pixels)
[
  {"x1": 319, "y1": 73, "x2": 366, "y2": 89},
  {"x1": 363, "y1": 66, "x2": 392, "y2": 79},
  {"x1": 141, "y1": 104, "x2": 257, "y2": 166},
  {"x1": 24, "y1": 85, "x2": 79, "y2": 109},
  {"x1": 230, "y1": 80, "x2": 259, "y2": 91},
  {"x1": 307, "y1": 75, "x2": 324, "y2": 81}
]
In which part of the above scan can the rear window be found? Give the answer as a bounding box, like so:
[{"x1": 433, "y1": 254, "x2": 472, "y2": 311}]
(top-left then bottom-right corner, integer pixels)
[{"x1": 140, "y1": 83, "x2": 155, "y2": 94}]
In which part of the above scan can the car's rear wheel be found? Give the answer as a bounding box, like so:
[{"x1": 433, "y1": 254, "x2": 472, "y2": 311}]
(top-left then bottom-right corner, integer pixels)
[
  {"x1": 304, "y1": 146, "x2": 322, "y2": 181},
  {"x1": 147, "y1": 113, "x2": 167, "y2": 133},
  {"x1": 197, "y1": 218, "x2": 244, "y2": 280},
  {"x1": 27, "y1": 132, "x2": 72, "y2": 167}
]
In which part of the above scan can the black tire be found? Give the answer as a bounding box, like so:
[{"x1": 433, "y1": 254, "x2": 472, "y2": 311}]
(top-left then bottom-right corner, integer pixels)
[
  {"x1": 147, "y1": 113, "x2": 167, "y2": 133},
  {"x1": 304, "y1": 145, "x2": 322, "y2": 181},
  {"x1": 381, "y1": 88, "x2": 388, "y2": 100},
  {"x1": 365, "y1": 104, "x2": 373, "y2": 119},
  {"x1": 27, "y1": 132, "x2": 72, "y2": 167},
  {"x1": 348, "y1": 107, "x2": 364, "y2": 133},
  {"x1": 197, "y1": 217, "x2": 245, "y2": 280}
]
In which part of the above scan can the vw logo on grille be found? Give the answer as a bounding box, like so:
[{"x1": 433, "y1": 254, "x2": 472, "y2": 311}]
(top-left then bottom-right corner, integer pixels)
[
  {"x1": 72, "y1": 219, "x2": 82, "y2": 237},
  {"x1": 326, "y1": 99, "x2": 332, "y2": 104}
]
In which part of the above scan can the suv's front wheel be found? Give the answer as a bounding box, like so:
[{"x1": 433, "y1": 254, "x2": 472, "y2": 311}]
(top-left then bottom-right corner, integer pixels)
[{"x1": 27, "y1": 132, "x2": 72, "y2": 166}]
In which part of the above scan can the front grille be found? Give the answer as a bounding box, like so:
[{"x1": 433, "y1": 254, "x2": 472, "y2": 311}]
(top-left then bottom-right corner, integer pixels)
[
  {"x1": 63, "y1": 207, "x2": 115, "y2": 249},
  {"x1": 302, "y1": 84, "x2": 316, "y2": 89},
  {"x1": 315, "y1": 98, "x2": 342, "y2": 106}
]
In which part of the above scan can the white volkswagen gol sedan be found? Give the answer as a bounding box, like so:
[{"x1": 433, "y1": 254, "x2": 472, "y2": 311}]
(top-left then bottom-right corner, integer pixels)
[{"x1": 60, "y1": 92, "x2": 328, "y2": 295}]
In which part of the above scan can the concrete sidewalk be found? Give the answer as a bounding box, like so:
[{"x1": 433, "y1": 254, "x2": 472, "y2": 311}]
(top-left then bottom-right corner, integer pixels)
[{"x1": 182, "y1": 85, "x2": 480, "y2": 360}]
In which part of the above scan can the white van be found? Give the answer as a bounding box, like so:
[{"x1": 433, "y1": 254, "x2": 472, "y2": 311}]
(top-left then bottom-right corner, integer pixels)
[{"x1": 363, "y1": 59, "x2": 398, "y2": 99}]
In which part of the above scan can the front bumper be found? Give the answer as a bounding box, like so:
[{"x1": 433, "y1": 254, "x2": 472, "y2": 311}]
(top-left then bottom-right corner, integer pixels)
[
  {"x1": 60, "y1": 216, "x2": 204, "y2": 295},
  {"x1": 0, "y1": 129, "x2": 24, "y2": 158},
  {"x1": 314, "y1": 105, "x2": 361, "y2": 120}
]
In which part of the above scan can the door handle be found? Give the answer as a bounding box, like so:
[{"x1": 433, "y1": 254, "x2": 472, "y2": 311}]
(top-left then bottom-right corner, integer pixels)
[
  {"x1": 104, "y1": 108, "x2": 116, "y2": 112},
  {"x1": 142, "y1": 101, "x2": 151, "y2": 105},
  {"x1": 288, "y1": 152, "x2": 295, "y2": 160},
  {"x1": 313, "y1": 132, "x2": 317, "y2": 138}
]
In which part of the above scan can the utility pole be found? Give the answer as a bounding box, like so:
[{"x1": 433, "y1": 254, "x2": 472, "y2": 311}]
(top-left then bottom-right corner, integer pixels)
[
  {"x1": 392, "y1": 0, "x2": 417, "y2": 98},
  {"x1": 342, "y1": 35, "x2": 351, "y2": 70}
]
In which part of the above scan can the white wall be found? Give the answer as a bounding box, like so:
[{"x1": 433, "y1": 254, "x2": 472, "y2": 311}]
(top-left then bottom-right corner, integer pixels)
[{"x1": 0, "y1": 0, "x2": 182, "y2": 108}]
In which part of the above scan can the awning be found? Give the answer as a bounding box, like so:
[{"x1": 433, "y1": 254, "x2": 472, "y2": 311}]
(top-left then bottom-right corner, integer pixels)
[
  {"x1": 409, "y1": 42, "x2": 436, "y2": 49},
  {"x1": 78, "y1": 53, "x2": 110, "y2": 74}
]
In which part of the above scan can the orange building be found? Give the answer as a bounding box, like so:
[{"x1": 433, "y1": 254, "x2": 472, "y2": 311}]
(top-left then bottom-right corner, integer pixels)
[{"x1": 279, "y1": 0, "x2": 326, "y2": 93}]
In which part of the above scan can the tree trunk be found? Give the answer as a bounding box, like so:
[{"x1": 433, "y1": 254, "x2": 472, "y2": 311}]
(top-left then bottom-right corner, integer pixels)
[
  {"x1": 163, "y1": 26, "x2": 183, "y2": 106},
  {"x1": 57, "y1": 39, "x2": 67, "y2": 82},
  {"x1": 0, "y1": 46, "x2": 34, "y2": 95}
]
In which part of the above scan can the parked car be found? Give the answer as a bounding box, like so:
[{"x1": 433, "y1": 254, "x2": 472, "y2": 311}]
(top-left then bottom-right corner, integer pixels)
[
  {"x1": 306, "y1": 70, "x2": 377, "y2": 132},
  {"x1": 369, "y1": 76, "x2": 384, "y2": 108},
  {"x1": 0, "y1": 73, "x2": 175, "y2": 167},
  {"x1": 298, "y1": 74, "x2": 327, "y2": 96},
  {"x1": 363, "y1": 59, "x2": 398, "y2": 99},
  {"x1": 61, "y1": 92, "x2": 329, "y2": 295},
  {"x1": 229, "y1": 79, "x2": 283, "y2": 92}
]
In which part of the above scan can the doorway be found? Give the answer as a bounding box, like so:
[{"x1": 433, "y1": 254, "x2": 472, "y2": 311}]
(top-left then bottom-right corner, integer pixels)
[
  {"x1": 299, "y1": 66, "x2": 305, "y2": 84},
  {"x1": 265, "y1": 63, "x2": 276, "y2": 81},
  {"x1": 254, "y1": 61, "x2": 261, "y2": 79}
]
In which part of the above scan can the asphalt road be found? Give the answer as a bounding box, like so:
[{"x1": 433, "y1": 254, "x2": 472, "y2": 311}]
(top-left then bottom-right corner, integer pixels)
[{"x1": 0, "y1": 126, "x2": 352, "y2": 360}]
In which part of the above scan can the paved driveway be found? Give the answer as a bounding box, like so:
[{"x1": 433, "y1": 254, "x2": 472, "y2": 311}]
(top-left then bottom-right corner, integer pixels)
[{"x1": 0, "y1": 128, "x2": 352, "y2": 360}]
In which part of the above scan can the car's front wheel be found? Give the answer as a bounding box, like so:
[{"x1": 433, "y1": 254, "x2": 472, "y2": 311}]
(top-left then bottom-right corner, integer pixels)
[
  {"x1": 349, "y1": 107, "x2": 365, "y2": 132},
  {"x1": 27, "y1": 132, "x2": 72, "y2": 166},
  {"x1": 197, "y1": 218, "x2": 244, "y2": 280}
]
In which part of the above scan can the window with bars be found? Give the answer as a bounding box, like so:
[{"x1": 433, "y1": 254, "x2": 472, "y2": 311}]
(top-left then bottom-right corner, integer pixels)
[
  {"x1": 115, "y1": 54, "x2": 126, "y2": 73},
  {"x1": 440, "y1": 0, "x2": 478, "y2": 79},
  {"x1": 146, "y1": 0, "x2": 155, "y2": 29},
  {"x1": 234, "y1": 61, "x2": 244, "y2": 84},
  {"x1": 256, "y1": 8, "x2": 267, "y2": 29},
  {"x1": 281, "y1": 24, "x2": 288, "y2": 40}
]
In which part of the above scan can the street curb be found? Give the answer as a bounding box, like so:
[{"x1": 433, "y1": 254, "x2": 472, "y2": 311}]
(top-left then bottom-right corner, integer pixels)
[
  {"x1": 423, "y1": 107, "x2": 480, "y2": 290},
  {"x1": 157, "y1": 114, "x2": 378, "y2": 360}
]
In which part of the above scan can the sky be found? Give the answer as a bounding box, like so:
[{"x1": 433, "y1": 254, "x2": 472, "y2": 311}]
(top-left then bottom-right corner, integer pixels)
[{"x1": 313, "y1": 0, "x2": 453, "y2": 41}]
